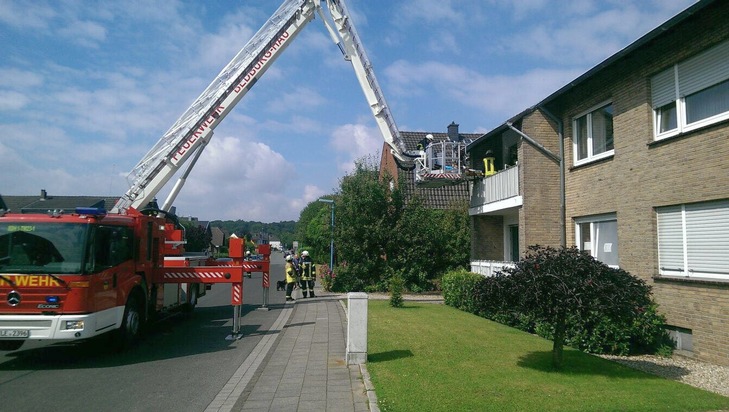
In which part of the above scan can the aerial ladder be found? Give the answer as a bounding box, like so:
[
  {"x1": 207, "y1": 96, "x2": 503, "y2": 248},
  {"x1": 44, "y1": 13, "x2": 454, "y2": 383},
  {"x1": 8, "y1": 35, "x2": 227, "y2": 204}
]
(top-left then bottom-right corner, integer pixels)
[{"x1": 111, "y1": 0, "x2": 470, "y2": 217}]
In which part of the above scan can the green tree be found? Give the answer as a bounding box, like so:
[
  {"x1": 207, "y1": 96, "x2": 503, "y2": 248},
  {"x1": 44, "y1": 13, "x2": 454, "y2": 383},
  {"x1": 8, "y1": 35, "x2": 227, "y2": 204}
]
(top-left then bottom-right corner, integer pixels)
[
  {"x1": 180, "y1": 222, "x2": 211, "y2": 253},
  {"x1": 499, "y1": 245, "x2": 653, "y2": 369},
  {"x1": 328, "y1": 154, "x2": 469, "y2": 292},
  {"x1": 295, "y1": 198, "x2": 334, "y2": 262},
  {"x1": 332, "y1": 156, "x2": 395, "y2": 291}
]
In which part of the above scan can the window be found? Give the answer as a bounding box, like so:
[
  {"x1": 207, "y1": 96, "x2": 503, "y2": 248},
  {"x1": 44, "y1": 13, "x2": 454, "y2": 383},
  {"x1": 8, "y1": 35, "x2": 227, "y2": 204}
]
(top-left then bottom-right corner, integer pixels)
[
  {"x1": 86, "y1": 225, "x2": 134, "y2": 273},
  {"x1": 651, "y1": 39, "x2": 729, "y2": 140},
  {"x1": 657, "y1": 200, "x2": 729, "y2": 280},
  {"x1": 573, "y1": 102, "x2": 614, "y2": 165},
  {"x1": 575, "y1": 214, "x2": 618, "y2": 267}
]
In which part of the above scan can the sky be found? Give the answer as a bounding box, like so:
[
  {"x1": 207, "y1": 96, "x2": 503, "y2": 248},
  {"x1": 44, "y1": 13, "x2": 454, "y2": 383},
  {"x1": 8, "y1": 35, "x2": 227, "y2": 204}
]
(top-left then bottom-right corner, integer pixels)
[{"x1": 0, "y1": 0, "x2": 697, "y2": 222}]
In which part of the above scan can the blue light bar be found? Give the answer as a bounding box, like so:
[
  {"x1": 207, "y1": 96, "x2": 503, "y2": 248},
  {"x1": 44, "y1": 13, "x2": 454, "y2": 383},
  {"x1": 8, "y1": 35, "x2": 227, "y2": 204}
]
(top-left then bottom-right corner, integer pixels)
[{"x1": 75, "y1": 207, "x2": 107, "y2": 216}]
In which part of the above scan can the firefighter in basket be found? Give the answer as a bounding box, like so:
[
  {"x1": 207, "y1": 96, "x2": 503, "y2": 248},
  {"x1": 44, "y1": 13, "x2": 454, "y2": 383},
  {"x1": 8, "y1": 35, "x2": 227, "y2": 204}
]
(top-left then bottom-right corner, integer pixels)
[{"x1": 299, "y1": 250, "x2": 316, "y2": 298}]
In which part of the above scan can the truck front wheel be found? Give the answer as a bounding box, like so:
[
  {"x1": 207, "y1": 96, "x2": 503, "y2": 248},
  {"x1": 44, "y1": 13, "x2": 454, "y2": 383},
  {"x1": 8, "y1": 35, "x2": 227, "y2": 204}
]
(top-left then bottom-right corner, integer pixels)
[{"x1": 117, "y1": 294, "x2": 143, "y2": 351}]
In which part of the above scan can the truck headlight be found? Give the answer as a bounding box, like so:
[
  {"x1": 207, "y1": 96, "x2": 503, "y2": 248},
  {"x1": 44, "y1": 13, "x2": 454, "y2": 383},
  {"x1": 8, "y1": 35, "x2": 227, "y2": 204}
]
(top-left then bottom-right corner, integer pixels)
[{"x1": 65, "y1": 320, "x2": 85, "y2": 330}]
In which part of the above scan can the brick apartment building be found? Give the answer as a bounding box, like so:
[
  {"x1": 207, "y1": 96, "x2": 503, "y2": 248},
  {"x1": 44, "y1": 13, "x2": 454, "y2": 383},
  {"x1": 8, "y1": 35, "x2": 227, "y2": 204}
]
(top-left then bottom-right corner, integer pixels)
[{"x1": 468, "y1": 0, "x2": 729, "y2": 365}]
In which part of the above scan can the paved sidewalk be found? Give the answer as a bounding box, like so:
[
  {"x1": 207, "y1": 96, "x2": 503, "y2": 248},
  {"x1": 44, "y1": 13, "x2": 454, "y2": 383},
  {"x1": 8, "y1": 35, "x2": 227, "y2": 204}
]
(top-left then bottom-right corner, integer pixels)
[{"x1": 217, "y1": 289, "x2": 374, "y2": 412}]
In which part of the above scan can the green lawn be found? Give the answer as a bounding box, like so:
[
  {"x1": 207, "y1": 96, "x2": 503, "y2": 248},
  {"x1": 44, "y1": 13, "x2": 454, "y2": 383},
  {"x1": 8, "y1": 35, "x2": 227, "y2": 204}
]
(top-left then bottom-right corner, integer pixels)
[{"x1": 366, "y1": 300, "x2": 729, "y2": 412}]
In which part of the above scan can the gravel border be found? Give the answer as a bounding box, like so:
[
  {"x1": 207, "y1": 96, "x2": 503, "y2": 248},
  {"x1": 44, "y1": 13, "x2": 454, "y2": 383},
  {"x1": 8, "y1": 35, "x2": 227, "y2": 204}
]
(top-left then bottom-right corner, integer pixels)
[{"x1": 599, "y1": 354, "x2": 729, "y2": 397}]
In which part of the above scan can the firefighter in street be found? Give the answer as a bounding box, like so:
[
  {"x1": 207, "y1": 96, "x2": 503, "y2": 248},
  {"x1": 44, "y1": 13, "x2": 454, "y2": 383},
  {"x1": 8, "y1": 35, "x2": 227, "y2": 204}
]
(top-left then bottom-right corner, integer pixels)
[
  {"x1": 244, "y1": 250, "x2": 252, "y2": 278},
  {"x1": 299, "y1": 250, "x2": 316, "y2": 298},
  {"x1": 285, "y1": 254, "x2": 298, "y2": 302}
]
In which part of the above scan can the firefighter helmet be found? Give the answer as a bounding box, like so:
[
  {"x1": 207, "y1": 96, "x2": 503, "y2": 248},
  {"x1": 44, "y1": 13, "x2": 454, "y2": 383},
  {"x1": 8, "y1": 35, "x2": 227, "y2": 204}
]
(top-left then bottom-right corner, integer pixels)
[
  {"x1": 301, "y1": 250, "x2": 309, "y2": 257},
  {"x1": 285, "y1": 255, "x2": 292, "y2": 261}
]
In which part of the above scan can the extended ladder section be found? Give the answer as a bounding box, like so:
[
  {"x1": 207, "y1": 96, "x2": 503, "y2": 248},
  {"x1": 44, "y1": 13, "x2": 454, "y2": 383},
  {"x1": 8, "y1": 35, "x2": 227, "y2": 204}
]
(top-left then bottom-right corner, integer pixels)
[
  {"x1": 321, "y1": 0, "x2": 414, "y2": 165},
  {"x1": 112, "y1": 0, "x2": 314, "y2": 213},
  {"x1": 112, "y1": 0, "x2": 469, "y2": 214}
]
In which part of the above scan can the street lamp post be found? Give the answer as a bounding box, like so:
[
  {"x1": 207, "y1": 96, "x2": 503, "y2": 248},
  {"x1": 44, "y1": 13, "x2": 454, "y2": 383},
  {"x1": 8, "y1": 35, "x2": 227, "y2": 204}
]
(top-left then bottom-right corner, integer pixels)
[{"x1": 317, "y1": 198, "x2": 335, "y2": 270}]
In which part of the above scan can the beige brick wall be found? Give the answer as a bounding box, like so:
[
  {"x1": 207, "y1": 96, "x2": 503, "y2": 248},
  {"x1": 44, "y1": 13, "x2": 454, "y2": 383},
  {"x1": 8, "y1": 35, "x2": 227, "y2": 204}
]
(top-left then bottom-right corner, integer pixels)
[
  {"x1": 471, "y1": 215, "x2": 504, "y2": 260},
  {"x1": 520, "y1": 111, "x2": 562, "y2": 254},
  {"x1": 548, "y1": 3, "x2": 729, "y2": 365}
]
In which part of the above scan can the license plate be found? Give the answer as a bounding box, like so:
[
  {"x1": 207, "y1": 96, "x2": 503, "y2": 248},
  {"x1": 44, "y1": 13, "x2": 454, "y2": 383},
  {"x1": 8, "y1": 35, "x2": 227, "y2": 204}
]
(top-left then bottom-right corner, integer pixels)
[{"x1": 0, "y1": 329, "x2": 30, "y2": 338}]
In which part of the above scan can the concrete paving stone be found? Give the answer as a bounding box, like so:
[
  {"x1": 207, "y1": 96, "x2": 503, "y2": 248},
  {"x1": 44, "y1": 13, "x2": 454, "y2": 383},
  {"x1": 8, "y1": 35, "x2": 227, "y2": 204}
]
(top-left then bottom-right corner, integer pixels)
[
  {"x1": 239, "y1": 399, "x2": 272, "y2": 411},
  {"x1": 298, "y1": 390, "x2": 324, "y2": 401},
  {"x1": 297, "y1": 401, "x2": 327, "y2": 412},
  {"x1": 326, "y1": 399, "x2": 356, "y2": 412},
  {"x1": 269, "y1": 396, "x2": 300, "y2": 408},
  {"x1": 246, "y1": 390, "x2": 275, "y2": 402}
]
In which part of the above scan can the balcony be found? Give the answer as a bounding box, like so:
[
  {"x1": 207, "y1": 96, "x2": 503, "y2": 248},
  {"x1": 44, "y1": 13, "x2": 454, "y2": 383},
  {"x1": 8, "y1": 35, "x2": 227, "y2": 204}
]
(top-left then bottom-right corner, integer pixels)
[
  {"x1": 469, "y1": 165, "x2": 521, "y2": 213},
  {"x1": 470, "y1": 260, "x2": 515, "y2": 276}
]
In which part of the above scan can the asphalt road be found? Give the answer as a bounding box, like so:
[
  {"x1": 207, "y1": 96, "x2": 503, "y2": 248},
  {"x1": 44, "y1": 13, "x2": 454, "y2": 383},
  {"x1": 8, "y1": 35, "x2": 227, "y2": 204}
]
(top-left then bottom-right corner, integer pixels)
[{"x1": 0, "y1": 252, "x2": 287, "y2": 412}]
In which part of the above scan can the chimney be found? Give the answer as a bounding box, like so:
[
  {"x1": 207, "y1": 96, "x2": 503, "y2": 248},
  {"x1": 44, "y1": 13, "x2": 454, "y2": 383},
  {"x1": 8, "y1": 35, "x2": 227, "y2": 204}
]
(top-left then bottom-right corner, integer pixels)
[
  {"x1": 447, "y1": 121, "x2": 459, "y2": 141},
  {"x1": 40, "y1": 189, "x2": 47, "y2": 200}
]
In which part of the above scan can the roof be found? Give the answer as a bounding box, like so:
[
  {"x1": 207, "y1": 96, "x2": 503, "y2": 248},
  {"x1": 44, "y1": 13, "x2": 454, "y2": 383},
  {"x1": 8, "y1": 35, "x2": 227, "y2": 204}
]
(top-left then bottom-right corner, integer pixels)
[
  {"x1": 0, "y1": 192, "x2": 120, "y2": 213},
  {"x1": 538, "y1": 0, "x2": 714, "y2": 110},
  {"x1": 468, "y1": 0, "x2": 716, "y2": 150}
]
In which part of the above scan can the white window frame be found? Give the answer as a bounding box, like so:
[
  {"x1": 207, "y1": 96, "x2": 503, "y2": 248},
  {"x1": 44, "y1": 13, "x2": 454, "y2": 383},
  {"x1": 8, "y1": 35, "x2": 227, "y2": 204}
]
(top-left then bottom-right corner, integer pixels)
[
  {"x1": 575, "y1": 213, "x2": 619, "y2": 268},
  {"x1": 656, "y1": 200, "x2": 729, "y2": 280},
  {"x1": 652, "y1": 39, "x2": 729, "y2": 141},
  {"x1": 572, "y1": 101, "x2": 614, "y2": 166}
]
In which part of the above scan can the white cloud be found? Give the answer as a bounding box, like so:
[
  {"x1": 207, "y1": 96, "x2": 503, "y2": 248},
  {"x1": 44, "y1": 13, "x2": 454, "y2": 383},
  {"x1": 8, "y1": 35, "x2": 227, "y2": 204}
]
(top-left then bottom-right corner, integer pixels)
[
  {"x1": 0, "y1": 1, "x2": 55, "y2": 30},
  {"x1": 385, "y1": 60, "x2": 582, "y2": 121},
  {"x1": 169, "y1": 135, "x2": 301, "y2": 221},
  {"x1": 330, "y1": 122, "x2": 382, "y2": 174},
  {"x1": 266, "y1": 87, "x2": 326, "y2": 114},
  {"x1": 0, "y1": 91, "x2": 30, "y2": 111},
  {"x1": 57, "y1": 19, "x2": 107, "y2": 48},
  {"x1": 0, "y1": 69, "x2": 43, "y2": 89}
]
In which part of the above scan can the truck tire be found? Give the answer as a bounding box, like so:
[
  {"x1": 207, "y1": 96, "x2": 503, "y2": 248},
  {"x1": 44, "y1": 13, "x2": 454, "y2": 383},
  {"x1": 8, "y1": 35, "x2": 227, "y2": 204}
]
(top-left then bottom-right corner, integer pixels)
[
  {"x1": 0, "y1": 340, "x2": 24, "y2": 351},
  {"x1": 182, "y1": 283, "x2": 199, "y2": 314},
  {"x1": 117, "y1": 294, "x2": 142, "y2": 351}
]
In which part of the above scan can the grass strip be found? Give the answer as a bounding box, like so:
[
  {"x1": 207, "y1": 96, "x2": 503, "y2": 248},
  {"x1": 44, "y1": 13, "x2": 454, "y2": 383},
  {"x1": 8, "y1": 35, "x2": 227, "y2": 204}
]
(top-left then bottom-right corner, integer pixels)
[{"x1": 366, "y1": 300, "x2": 729, "y2": 412}]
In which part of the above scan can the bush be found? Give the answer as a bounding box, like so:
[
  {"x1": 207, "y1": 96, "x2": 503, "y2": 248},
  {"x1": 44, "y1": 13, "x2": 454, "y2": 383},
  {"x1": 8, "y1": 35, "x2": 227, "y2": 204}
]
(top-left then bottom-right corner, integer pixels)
[
  {"x1": 389, "y1": 271, "x2": 404, "y2": 308},
  {"x1": 330, "y1": 262, "x2": 368, "y2": 292},
  {"x1": 442, "y1": 269, "x2": 482, "y2": 313},
  {"x1": 453, "y1": 246, "x2": 672, "y2": 362}
]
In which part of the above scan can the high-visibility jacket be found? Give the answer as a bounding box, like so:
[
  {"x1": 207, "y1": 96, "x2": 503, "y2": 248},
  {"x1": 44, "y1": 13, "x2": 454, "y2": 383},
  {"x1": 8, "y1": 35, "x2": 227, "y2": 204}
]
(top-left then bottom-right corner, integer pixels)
[
  {"x1": 285, "y1": 262, "x2": 298, "y2": 283},
  {"x1": 300, "y1": 257, "x2": 316, "y2": 281}
]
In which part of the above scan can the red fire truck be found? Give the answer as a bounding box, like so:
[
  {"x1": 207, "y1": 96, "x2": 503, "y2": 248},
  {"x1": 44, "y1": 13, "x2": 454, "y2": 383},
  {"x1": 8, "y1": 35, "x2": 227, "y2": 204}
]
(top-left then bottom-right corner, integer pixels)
[{"x1": 0, "y1": 206, "x2": 266, "y2": 351}]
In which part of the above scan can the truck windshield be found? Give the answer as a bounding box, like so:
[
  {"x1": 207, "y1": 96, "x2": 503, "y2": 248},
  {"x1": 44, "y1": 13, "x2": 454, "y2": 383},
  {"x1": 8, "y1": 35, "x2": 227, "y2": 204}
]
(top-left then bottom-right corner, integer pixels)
[{"x1": 0, "y1": 223, "x2": 89, "y2": 274}]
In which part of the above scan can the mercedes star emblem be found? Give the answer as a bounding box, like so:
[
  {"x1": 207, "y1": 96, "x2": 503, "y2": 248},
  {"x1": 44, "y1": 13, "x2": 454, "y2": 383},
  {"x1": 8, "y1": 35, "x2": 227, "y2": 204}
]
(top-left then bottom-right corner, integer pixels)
[{"x1": 7, "y1": 290, "x2": 21, "y2": 307}]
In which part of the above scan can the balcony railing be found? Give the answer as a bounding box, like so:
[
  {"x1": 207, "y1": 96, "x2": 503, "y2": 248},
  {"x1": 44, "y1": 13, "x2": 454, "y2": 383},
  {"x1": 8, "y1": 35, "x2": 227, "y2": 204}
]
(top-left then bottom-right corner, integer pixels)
[
  {"x1": 470, "y1": 260, "x2": 515, "y2": 277},
  {"x1": 470, "y1": 165, "x2": 519, "y2": 208}
]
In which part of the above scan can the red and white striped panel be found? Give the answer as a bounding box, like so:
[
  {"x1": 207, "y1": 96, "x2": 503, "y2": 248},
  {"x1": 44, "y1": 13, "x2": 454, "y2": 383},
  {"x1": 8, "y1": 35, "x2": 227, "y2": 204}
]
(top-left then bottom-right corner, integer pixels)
[
  {"x1": 164, "y1": 270, "x2": 229, "y2": 280},
  {"x1": 422, "y1": 173, "x2": 463, "y2": 180},
  {"x1": 232, "y1": 283, "x2": 242, "y2": 305}
]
